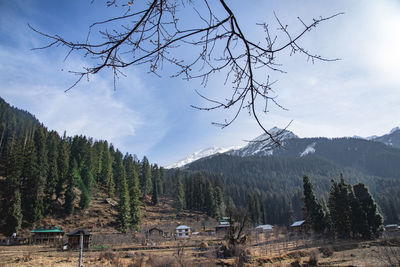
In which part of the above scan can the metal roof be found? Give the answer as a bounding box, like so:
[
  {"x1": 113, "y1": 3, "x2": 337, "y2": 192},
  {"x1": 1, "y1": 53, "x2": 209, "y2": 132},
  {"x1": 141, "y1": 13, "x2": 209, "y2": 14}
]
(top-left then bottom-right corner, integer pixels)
[
  {"x1": 290, "y1": 220, "x2": 305, "y2": 227},
  {"x1": 31, "y1": 226, "x2": 64, "y2": 233},
  {"x1": 256, "y1": 224, "x2": 273, "y2": 230},
  {"x1": 67, "y1": 229, "x2": 91, "y2": 236},
  {"x1": 176, "y1": 225, "x2": 190, "y2": 229}
]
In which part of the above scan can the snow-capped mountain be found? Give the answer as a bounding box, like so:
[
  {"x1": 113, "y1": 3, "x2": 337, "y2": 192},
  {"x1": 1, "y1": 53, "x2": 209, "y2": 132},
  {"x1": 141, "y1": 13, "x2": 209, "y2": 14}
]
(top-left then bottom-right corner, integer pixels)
[
  {"x1": 371, "y1": 126, "x2": 400, "y2": 148},
  {"x1": 166, "y1": 145, "x2": 240, "y2": 169},
  {"x1": 166, "y1": 127, "x2": 297, "y2": 168},
  {"x1": 167, "y1": 126, "x2": 400, "y2": 169},
  {"x1": 229, "y1": 127, "x2": 298, "y2": 157}
]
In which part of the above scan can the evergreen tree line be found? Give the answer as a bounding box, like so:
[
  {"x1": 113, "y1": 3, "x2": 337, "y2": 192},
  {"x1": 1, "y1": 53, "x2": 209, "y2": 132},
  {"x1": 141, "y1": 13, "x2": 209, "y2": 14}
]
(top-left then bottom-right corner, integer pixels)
[
  {"x1": 0, "y1": 97, "x2": 166, "y2": 235},
  {"x1": 164, "y1": 171, "x2": 225, "y2": 219},
  {"x1": 303, "y1": 175, "x2": 383, "y2": 239},
  {"x1": 186, "y1": 154, "x2": 400, "y2": 225}
]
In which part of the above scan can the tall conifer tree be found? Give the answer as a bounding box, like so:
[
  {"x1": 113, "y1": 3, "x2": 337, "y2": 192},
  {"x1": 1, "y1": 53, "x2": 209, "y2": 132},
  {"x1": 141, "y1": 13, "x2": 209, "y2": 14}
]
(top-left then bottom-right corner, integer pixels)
[
  {"x1": 302, "y1": 176, "x2": 326, "y2": 233},
  {"x1": 174, "y1": 171, "x2": 185, "y2": 213},
  {"x1": 139, "y1": 156, "x2": 151, "y2": 196},
  {"x1": 64, "y1": 160, "x2": 80, "y2": 215},
  {"x1": 124, "y1": 154, "x2": 141, "y2": 229},
  {"x1": 116, "y1": 161, "x2": 131, "y2": 232},
  {"x1": 5, "y1": 141, "x2": 23, "y2": 235},
  {"x1": 56, "y1": 136, "x2": 69, "y2": 199},
  {"x1": 353, "y1": 183, "x2": 383, "y2": 237}
]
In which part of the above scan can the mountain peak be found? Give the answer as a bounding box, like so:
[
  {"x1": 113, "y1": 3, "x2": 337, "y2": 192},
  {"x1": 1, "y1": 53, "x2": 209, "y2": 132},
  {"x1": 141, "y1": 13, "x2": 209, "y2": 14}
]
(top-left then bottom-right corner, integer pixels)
[
  {"x1": 390, "y1": 126, "x2": 400, "y2": 134},
  {"x1": 250, "y1": 127, "x2": 298, "y2": 142},
  {"x1": 230, "y1": 127, "x2": 298, "y2": 157},
  {"x1": 165, "y1": 145, "x2": 240, "y2": 169}
]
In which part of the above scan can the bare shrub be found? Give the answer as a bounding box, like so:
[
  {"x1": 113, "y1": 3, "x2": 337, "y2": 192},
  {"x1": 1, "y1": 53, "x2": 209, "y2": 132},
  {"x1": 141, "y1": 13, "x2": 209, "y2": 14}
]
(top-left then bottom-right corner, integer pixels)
[
  {"x1": 23, "y1": 252, "x2": 33, "y2": 262},
  {"x1": 99, "y1": 251, "x2": 116, "y2": 261},
  {"x1": 373, "y1": 237, "x2": 400, "y2": 267},
  {"x1": 148, "y1": 255, "x2": 178, "y2": 267},
  {"x1": 307, "y1": 249, "x2": 319, "y2": 266},
  {"x1": 319, "y1": 246, "x2": 334, "y2": 257}
]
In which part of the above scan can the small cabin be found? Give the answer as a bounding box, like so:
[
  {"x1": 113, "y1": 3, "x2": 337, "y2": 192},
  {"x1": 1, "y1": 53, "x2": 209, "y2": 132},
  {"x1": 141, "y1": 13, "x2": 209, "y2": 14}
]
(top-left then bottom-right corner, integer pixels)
[
  {"x1": 176, "y1": 225, "x2": 191, "y2": 238},
  {"x1": 31, "y1": 226, "x2": 64, "y2": 244},
  {"x1": 216, "y1": 221, "x2": 230, "y2": 234},
  {"x1": 204, "y1": 228, "x2": 215, "y2": 236},
  {"x1": 67, "y1": 229, "x2": 91, "y2": 250},
  {"x1": 290, "y1": 220, "x2": 310, "y2": 233},
  {"x1": 385, "y1": 224, "x2": 399, "y2": 232},
  {"x1": 146, "y1": 227, "x2": 165, "y2": 238},
  {"x1": 255, "y1": 224, "x2": 273, "y2": 232}
]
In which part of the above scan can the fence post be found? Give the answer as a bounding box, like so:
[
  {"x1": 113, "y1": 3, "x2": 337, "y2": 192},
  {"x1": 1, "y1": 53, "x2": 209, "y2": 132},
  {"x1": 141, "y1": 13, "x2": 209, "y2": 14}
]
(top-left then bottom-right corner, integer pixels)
[{"x1": 78, "y1": 233, "x2": 83, "y2": 267}]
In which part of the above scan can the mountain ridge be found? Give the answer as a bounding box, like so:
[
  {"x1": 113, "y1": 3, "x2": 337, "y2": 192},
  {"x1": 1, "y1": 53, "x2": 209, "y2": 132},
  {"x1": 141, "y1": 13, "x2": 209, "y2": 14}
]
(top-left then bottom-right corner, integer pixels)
[{"x1": 167, "y1": 126, "x2": 400, "y2": 168}]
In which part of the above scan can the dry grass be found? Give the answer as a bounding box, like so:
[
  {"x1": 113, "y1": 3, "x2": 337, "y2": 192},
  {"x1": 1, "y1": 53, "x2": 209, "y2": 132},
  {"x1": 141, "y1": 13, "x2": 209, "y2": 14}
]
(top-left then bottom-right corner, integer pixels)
[
  {"x1": 1, "y1": 194, "x2": 399, "y2": 266},
  {"x1": 1, "y1": 237, "x2": 400, "y2": 266}
]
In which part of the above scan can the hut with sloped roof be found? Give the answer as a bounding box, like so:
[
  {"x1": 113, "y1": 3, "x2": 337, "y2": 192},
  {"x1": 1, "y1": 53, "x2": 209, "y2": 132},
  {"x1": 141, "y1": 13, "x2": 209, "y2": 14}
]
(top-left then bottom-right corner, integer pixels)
[
  {"x1": 67, "y1": 229, "x2": 91, "y2": 250},
  {"x1": 30, "y1": 226, "x2": 64, "y2": 244}
]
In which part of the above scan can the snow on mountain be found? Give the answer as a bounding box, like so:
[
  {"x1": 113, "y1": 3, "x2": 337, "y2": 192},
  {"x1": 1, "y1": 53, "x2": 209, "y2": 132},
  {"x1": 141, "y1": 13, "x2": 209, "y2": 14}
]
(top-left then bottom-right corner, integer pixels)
[
  {"x1": 371, "y1": 126, "x2": 400, "y2": 148},
  {"x1": 167, "y1": 126, "x2": 400, "y2": 169},
  {"x1": 229, "y1": 127, "x2": 298, "y2": 157},
  {"x1": 300, "y1": 142, "x2": 316, "y2": 157},
  {"x1": 166, "y1": 145, "x2": 240, "y2": 169},
  {"x1": 390, "y1": 127, "x2": 400, "y2": 134}
]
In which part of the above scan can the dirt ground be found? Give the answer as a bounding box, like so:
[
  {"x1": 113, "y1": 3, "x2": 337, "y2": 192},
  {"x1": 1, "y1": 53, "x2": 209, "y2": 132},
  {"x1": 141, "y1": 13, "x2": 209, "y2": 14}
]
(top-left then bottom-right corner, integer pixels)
[
  {"x1": 1, "y1": 236, "x2": 399, "y2": 266},
  {"x1": 1, "y1": 195, "x2": 399, "y2": 266}
]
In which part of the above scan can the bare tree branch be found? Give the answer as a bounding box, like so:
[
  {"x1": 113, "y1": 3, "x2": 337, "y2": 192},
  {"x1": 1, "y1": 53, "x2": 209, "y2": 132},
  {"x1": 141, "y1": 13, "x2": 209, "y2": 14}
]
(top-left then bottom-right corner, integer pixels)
[{"x1": 30, "y1": 0, "x2": 343, "y2": 147}]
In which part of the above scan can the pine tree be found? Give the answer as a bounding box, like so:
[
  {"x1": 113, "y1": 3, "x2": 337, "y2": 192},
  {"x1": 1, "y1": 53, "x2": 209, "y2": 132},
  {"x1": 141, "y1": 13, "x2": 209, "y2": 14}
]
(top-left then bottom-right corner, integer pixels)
[
  {"x1": 21, "y1": 141, "x2": 41, "y2": 223},
  {"x1": 6, "y1": 189, "x2": 23, "y2": 236},
  {"x1": 348, "y1": 189, "x2": 369, "y2": 238},
  {"x1": 205, "y1": 181, "x2": 218, "y2": 218},
  {"x1": 353, "y1": 183, "x2": 383, "y2": 237},
  {"x1": 158, "y1": 167, "x2": 165, "y2": 196},
  {"x1": 214, "y1": 186, "x2": 225, "y2": 218},
  {"x1": 151, "y1": 165, "x2": 160, "y2": 205},
  {"x1": 139, "y1": 156, "x2": 151, "y2": 196},
  {"x1": 4, "y1": 141, "x2": 23, "y2": 235},
  {"x1": 302, "y1": 176, "x2": 326, "y2": 232},
  {"x1": 78, "y1": 165, "x2": 92, "y2": 210},
  {"x1": 99, "y1": 141, "x2": 111, "y2": 185},
  {"x1": 31, "y1": 127, "x2": 47, "y2": 222},
  {"x1": 78, "y1": 180, "x2": 90, "y2": 210},
  {"x1": 116, "y1": 165, "x2": 131, "y2": 233},
  {"x1": 81, "y1": 164, "x2": 95, "y2": 194},
  {"x1": 56, "y1": 137, "x2": 69, "y2": 199},
  {"x1": 112, "y1": 150, "x2": 124, "y2": 195},
  {"x1": 328, "y1": 177, "x2": 352, "y2": 238},
  {"x1": 45, "y1": 131, "x2": 59, "y2": 213},
  {"x1": 174, "y1": 171, "x2": 185, "y2": 213},
  {"x1": 64, "y1": 160, "x2": 80, "y2": 215},
  {"x1": 124, "y1": 154, "x2": 141, "y2": 229}
]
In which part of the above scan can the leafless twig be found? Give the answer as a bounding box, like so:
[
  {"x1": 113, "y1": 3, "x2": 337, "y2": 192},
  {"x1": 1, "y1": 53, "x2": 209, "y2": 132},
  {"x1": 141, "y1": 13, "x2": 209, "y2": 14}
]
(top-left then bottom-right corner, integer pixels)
[{"x1": 30, "y1": 0, "x2": 343, "y2": 146}]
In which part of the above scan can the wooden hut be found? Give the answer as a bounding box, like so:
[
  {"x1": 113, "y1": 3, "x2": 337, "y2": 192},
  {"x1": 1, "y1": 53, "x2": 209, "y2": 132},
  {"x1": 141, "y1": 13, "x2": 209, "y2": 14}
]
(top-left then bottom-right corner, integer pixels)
[
  {"x1": 290, "y1": 220, "x2": 311, "y2": 233},
  {"x1": 67, "y1": 229, "x2": 91, "y2": 250},
  {"x1": 147, "y1": 227, "x2": 164, "y2": 237},
  {"x1": 215, "y1": 221, "x2": 230, "y2": 234},
  {"x1": 31, "y1": 226, "x2": 64, "y2": 244}
]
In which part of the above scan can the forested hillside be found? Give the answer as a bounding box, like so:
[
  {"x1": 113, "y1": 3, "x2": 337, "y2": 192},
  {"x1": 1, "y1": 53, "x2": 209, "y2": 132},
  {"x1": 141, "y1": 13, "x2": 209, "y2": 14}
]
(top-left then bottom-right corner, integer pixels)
[
  {"x1": 1, "y1": 95, "x2": 399, "y2": 236},
  {"x1": 0, "y1": 97, "x2": 228, "y2": 236},
  {"x1": 185, "y1": 151, "x2": 400, "y2": 226}
]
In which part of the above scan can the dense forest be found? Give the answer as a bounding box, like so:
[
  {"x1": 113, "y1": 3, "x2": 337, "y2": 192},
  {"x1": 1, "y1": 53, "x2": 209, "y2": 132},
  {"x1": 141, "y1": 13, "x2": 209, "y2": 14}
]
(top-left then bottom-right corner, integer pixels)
[
  {"x1": 0, "y1": 97, "x2": 223, "y2": 235},
  {"x1": 185, "y1": 151, "x2": 400, "y2": 226},
  {"x1": 0, "y1": 96, "x2": 398, "y2": 237}
]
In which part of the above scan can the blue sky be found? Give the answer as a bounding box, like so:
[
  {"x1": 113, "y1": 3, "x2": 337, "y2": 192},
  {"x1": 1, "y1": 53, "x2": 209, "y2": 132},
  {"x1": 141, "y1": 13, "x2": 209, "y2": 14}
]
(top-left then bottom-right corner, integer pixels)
[{"x1": 1, "y1": 0, "x2": 400, "y2": 166}]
